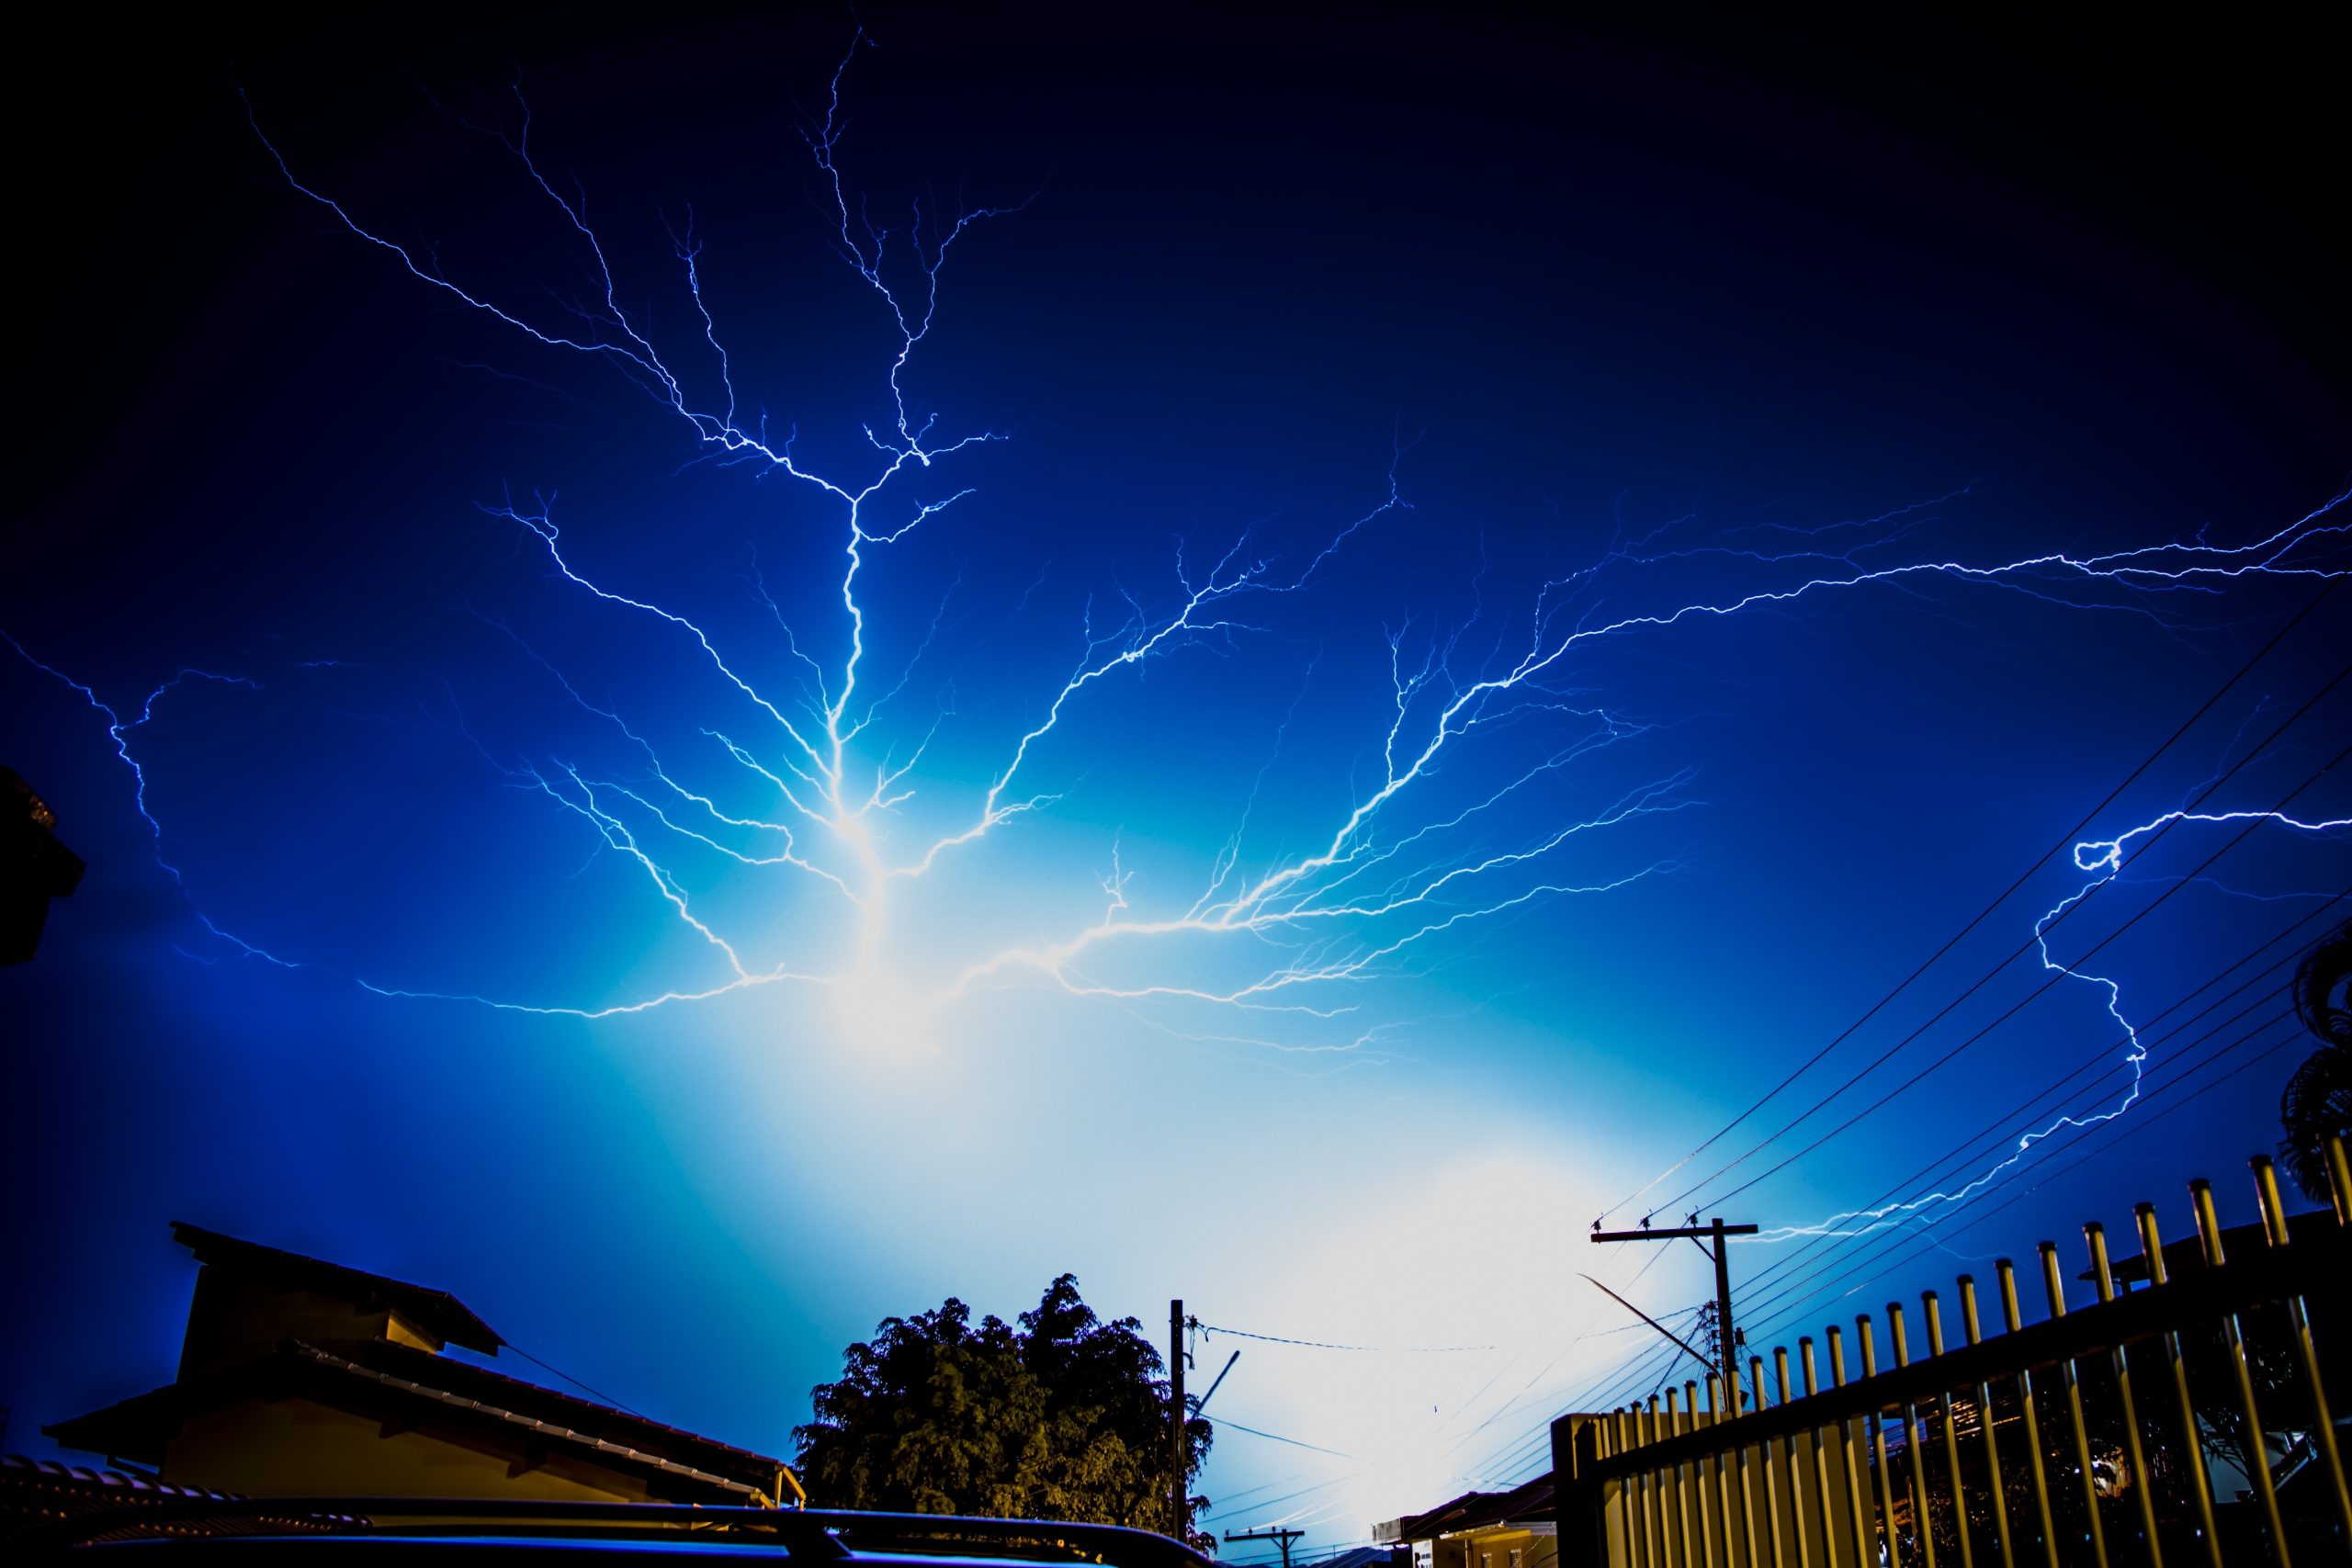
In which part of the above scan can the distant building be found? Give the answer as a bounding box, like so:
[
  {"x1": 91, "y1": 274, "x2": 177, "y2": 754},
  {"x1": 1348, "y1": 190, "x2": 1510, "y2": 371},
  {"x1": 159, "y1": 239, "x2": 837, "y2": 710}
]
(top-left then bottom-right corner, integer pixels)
[
  {"x1": 1373, "y1": 1472, "x2": 1557, "y2": 1568},
  {"x1": 2, "y1": 767, "x2": 85, "y2": 964},
  {"x1": 44, "y1": 1224, "x2": 800, "y2": 1507}
]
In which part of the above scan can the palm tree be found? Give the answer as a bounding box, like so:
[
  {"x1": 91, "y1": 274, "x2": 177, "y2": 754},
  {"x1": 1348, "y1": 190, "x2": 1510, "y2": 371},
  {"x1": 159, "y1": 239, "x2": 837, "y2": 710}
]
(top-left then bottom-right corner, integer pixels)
[{"x1": 2279, "y1": 916, "x2": 2352, "y2": 1201}]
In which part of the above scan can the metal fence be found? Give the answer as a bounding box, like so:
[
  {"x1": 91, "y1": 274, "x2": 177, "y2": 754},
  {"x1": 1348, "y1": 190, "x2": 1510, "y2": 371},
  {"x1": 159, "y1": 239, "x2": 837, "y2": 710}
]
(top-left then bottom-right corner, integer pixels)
[{"x1": 1551, "y1": 1139, "x2": 2350, "y2": 1568}]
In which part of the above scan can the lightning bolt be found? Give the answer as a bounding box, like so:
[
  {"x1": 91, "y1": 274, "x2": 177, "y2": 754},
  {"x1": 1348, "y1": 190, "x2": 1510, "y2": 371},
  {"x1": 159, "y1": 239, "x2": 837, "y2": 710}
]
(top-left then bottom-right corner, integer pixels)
[
  {"x1": 9, "y1": 44, "x2": 2348, "y2": 1074},
  {"x1": 1755, "y1": 799, "x2": 2351, "y2": 1244}
]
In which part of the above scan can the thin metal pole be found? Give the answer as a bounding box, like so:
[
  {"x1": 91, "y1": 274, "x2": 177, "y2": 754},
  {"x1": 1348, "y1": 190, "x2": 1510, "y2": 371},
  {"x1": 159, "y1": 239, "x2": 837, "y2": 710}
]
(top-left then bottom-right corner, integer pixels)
[
  {"x1": 2082, "y1": 1223, "x2": 2162, "y2": 1567},
  {"x1": 1674, "y1": 1382, "x2": 1693, "y2": 1568},
  {"x1": 1614, "y1": 1410, "x2": 1642, "y2": 1568},
  {"x1": 1721, "y1": 1363, "x2": 1758, "y2": 1568},
  {"x1": 2035, "y1": 1242, "x2": 2110, "y2": 1568},
  {"x1": 1921, "y1": 1293, "x2": 1974, "y2": 1568},
  {"x1": 1688, "y1": 1380, "x2": 1719, "y2": 1568},
  {"x1": 1828, "y1": 1326, "x2": 1871, "y2": 1567},
  {"x1": 1656, "y1": 1401, "x2": 1674, "y2": 1568},
  {"x1": 1715, "y1": 1219, "x2": 1742, "y2": 1420},
  {"x1": 1735, "y1": 1364, "x2": 1765, "y2": 1568},
  {"x1": 2132, "y1": 1205, "x2": 2221, "y2": 1568},
  {"x1": 2251, "y1": 1154, "x2": 2352, "y2": 1541},
  {"x1": 1957, "y1": 1279, "x2": 2015, "y2": 1568},
  {"x1": 2192, "y1": 1178, "x2": 2291, "y2": 1566},
  {"x1": 1887, "y1": 1304, "x2": 1936, "y2": 1568},
  {"x1": 2328, "y1": 1134, "x2": 2351, "y2": 1228},
  {"x1": 1780, "y1": 1348, "x2": 1813, "y2": 1568},
  {"x1": 1170, "y1": 1300, "x2": 1186, "y2": 1540},
  {"x1": 1752, "y1": 1355, "x2": 1781, "y2": 1568},
  {"x1": 1803, "y1": 1339, "x2": 1841, "y2": 1568},
  {"x1": 1709, "y1": 1375, "x2": 1740, "y2": 1568},
  {"x1": 1995, "y1": 1259, "x2": 2061, "y2": 1568},
  {"x1": 1858, "y1": 1314, "x2": 1907, "y2": 1568}
]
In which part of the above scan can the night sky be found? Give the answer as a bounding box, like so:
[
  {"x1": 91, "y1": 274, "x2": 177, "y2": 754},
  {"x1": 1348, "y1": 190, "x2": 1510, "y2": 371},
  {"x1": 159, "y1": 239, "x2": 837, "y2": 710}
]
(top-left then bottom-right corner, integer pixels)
[{"x1": 5, "y1": 6, "x2": 2346, "y2": 1553}]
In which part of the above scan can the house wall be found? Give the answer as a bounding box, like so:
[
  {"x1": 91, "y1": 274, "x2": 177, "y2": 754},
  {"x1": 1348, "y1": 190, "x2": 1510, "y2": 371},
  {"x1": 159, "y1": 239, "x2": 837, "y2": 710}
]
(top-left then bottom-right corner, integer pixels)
[
  {"x1": 1443, "y1": 1525, "x2": 1556, "y2": 1568},
  {"x1": 159, "y1": 1395, "x2": 653, "y2": 1503}
]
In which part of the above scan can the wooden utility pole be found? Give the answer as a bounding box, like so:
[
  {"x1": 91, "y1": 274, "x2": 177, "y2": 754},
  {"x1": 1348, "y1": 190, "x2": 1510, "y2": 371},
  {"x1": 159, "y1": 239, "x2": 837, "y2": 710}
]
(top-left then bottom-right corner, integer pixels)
[
  {"x1": 1170, "y1": 1299, "x2": 1187, "y2": 1540},
  {"x1": 1227, "y1": 1527, "x2": 1306, "y2": 1568},
  {"x1": 1590, "y1": 1217, "x2": 1758, "y2": 1411}
]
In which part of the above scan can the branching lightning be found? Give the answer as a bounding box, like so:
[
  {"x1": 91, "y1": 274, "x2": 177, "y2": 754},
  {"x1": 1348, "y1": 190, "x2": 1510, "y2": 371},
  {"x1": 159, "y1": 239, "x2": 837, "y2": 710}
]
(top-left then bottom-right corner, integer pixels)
[{"x1": 8, "y1": 42, "x2": 2348, "y2": 1088}]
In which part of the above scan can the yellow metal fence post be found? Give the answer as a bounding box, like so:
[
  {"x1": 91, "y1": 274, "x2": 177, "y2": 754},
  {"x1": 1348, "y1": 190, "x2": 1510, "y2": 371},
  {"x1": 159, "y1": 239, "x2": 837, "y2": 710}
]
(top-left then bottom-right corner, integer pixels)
[
  {"x1": 2191, "y1": 1177, "x2": 2291, "y2": 1567},
  {"x1": 2081, "y1": 1222, "x2": 2162, "y2": 1567},
  {"x1": 2034, "y1": 1241, "x2": 2109, "y2": 1568},
  {"x1": 2130, "y1": 1205, "x2": 2221, "y2": 1568},
  {"x1": 1857, "y1": 1314, "x2": 1906, "y2": 1568},
  {"x1": 1802, "y1": 1339, "x2": 1840, "y2": 1568},
  {"x1": 2250, "y1": 1153, "x2": 2351, "y2": 1545},
  {"x1": 1886, "y1": 1304, "x2": 1934, "y2": 1568},
  {"x1": 1920, "y1": 1293, "x2": 1974, "y2": 1568},
  {"x1": 1956, "y1": 1279, "x2": 2015, "y2": 1568},
  {"x1": 1995, "y1": 1259, "x2": 2061, "y2": 1568}
]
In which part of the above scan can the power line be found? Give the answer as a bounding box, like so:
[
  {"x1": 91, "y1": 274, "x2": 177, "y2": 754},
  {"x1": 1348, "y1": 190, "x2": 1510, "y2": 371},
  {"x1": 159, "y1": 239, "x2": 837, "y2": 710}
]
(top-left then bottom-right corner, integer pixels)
[
  {"x1": 1734, "y1": 1026, "x2": 2308, "y2": 1357},
  {"x1": 1199, "y1": 1325, "x2": 1504, "y2": 1353},
  {"x1": 1597, "y1": 579, "x2": 2342, "y2": 1224},
  {"x1": 1724, "y1": 890, "x2": 2343, "y2": 1314},
  {"x1": 1695, "y1": 733, "x2": 2347, "y2": 1214},
  {"x1": 1733, "y1": 1003, "x2": 2306, "y2": 1347}
]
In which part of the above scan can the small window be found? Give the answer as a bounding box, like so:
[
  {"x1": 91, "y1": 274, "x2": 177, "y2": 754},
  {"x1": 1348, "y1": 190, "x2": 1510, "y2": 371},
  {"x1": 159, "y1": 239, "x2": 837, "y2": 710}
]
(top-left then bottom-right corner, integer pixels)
[{"x1": 1510, "y1": 1551, "x2": 1521, "y2": 1568}]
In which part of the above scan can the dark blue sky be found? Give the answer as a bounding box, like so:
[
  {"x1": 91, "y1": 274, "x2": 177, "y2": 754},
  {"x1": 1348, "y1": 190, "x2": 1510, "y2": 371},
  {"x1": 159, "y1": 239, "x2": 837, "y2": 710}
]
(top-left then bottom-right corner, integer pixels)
[{"x1": 6, "y1": 6, "x2": 2346, "y2": 1550}]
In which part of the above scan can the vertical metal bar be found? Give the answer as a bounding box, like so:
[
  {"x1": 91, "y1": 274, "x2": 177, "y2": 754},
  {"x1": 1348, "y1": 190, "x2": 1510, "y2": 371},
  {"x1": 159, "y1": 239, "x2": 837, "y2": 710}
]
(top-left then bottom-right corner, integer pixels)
[
  {"x1": 2035, "y1": 1241, "x2": 2110, "y2": 1568},
  {"x1": 2083, "y1": 1223, "x2": 2163, "y2": 1567},
  {"x1": 1647, "y1": 1397, "x2": 1669, "y2": 1568},
  {"x1": 1668, "y1": 1388, "x2": 1692, "y2": 1568},
  {"x1": 1710, "y1": 1374, "x2": 1742, "y2": 1568},
  {"x1": 1615, "y1": 1410, "x2": 1642, "y2": 1568},
  {"x1": 1688, "y1": 1380, "x2": 1718, "y2": 1568},
  {"x1": 1758, "y1": 1354, "x2": 1787, "y2": 1568},
  {"x1": 1779, "y1": 1348, "x2": 1810, "y2": 1568},
  {"x1": 1921, "y1": 1294, "x2": 1975, "y2": 1568},
  {"x1": 1828, "y1": 1326, "x2": 1871, "y2": 1568},
  {"x1": 1740, "y1": 1354, "x2": 1758, "y2": 1568},
  {"x1": 1804, "y1": 1339, "x2": 1841, "y2": 1568},
  {"x1": 1620, "y1": 1410, "x2": 1645, "y2": 1568},
  {"x1": 1623, "y1": 1409, "x2": 1649, "y2": 1568},
  {"x1": 2192, "y1": 1177, "x2": 2291, "y2": 1566},
  {"x1": 1996, "y1": 1259, "x2": 2061, "y2": 1568},
  {"x1": 1858, "y1": 1314, "x2": 1906, "y2": 1568},
  {"x1": 2328, "y1": 1132, "x2": 2351, "y2": 1229},
  {"x1": 1646, "y1": 1401, "x2": 1665, "y2": 1568},
  {"x1": 2252, "y1": 1154, "x2": 2352, "y2": 1541},
  {"x1": 2132, "y1": 1205, "x2": 2221, "y2": 1568},
  {"x1": 1887, "y1": 1305, "x2": 1936, "y2": 1568},
  {"x1": 1957, "y1": 1279, "x2": 2015, "y2": 1568}
]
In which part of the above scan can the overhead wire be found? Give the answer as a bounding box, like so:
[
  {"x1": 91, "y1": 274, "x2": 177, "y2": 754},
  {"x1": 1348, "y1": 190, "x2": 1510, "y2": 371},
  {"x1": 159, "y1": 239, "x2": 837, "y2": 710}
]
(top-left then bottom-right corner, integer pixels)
[
  {"x1": 1597, "y1": 578, "x2": 2342, "y2": 1224},
  {"x1": 1721, "y1": 888, "x2": 2345, "y2": 1314},
  {"x1": 1694, "y1": 729, "x2": 2349, "y2": 1214}
]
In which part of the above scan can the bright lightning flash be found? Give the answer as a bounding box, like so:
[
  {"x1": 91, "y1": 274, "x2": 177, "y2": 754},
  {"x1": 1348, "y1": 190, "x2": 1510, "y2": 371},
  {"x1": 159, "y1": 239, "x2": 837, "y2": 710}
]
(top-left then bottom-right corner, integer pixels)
[{"x1": 8, "y1": 41, "x2": 2349, "y2": 1081}]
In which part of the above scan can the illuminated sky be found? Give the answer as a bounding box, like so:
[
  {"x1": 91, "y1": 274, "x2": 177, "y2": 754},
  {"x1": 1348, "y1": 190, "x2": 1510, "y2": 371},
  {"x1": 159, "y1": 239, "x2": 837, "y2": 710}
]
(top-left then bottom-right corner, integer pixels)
[{"x1": 5, "y1": 9, "x2": 2346, "y2": 1554}]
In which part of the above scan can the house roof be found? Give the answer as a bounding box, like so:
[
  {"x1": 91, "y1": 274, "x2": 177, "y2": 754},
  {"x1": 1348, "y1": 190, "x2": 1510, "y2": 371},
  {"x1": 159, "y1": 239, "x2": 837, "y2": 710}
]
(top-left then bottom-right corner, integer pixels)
[
  {"x1": 1377, "y1": 1474, "x2": 1556, "y2": 1542},
  {"x1": 45, "y1": 1337, "x2": 790, "y2": 1504},
  {"x1": 171, "y1": 1222, "x2": 503, "y2": 1355}
]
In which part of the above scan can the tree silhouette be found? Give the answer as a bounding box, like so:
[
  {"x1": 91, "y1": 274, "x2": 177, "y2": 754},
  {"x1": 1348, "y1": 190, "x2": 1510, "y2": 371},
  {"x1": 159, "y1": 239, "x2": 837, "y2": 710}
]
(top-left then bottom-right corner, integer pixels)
[
  {"x1": 2278, "y1": 916, "x2": 2352, "y2": 1201},
  {"x1": 795, "y1": 1276, "x2": 1212, "y2": 1545}
]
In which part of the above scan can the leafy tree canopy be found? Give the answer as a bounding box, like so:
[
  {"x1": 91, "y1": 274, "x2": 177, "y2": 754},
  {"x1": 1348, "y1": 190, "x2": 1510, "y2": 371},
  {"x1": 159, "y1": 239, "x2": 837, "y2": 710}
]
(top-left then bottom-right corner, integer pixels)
[
  {"x1": 2280, "y1": 916, "x2": 2352, "y2": 1201},
  {"x1": 795, "y1": 1275, "x2": 1213, "y2": 1546}
]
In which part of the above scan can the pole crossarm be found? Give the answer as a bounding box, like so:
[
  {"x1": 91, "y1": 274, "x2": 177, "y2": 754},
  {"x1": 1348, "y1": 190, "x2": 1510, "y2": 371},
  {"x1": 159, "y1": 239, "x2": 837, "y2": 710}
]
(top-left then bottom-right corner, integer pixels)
[{"x1": 1591, "y1": 1224, "x2": 1758, "y2": 1243}]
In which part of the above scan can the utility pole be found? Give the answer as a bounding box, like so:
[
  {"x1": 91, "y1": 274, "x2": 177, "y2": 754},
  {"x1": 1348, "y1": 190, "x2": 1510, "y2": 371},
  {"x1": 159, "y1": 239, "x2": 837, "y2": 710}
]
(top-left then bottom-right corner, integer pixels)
[
  {"x1": 1170, "y1": 1299, "x2": 1187, "y2": 1540},
  {"x1": 1227, "y1": 1527, "x2": 1306, "y2": 1568},
  {"x1": 1590, "y1": 1216, "x2": 1758, "y2": 1411}
]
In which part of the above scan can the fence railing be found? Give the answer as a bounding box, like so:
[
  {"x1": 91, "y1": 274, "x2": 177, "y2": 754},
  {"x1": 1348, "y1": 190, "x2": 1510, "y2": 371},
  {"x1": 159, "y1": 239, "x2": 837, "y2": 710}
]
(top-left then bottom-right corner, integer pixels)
[{"x1": 1551, "y1": 1139, "x2": 2350, "y2": 1568}]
